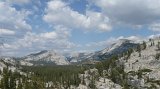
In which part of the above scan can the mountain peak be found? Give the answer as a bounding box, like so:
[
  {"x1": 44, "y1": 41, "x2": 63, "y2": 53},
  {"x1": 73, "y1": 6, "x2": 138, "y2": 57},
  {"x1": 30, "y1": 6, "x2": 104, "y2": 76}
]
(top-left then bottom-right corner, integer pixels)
[
  {"x1": 24, "y1": 50, "x2": 69, "y2": 65},
  {"x1": 101, "y1": 39, "x2": 133, "y2": 54}
]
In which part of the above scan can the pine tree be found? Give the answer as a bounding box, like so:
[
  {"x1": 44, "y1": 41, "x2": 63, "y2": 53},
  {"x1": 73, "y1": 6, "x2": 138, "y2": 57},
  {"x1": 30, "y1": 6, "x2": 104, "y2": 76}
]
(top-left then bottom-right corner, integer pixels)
[
  {"x1": 89, "y1": 75, "x2": 96, "y2": 89},
  {"x1": 9, "y1": 71, "x2": 16, "y2": 89},
  {"x1": 0, "y1": 79, "x2": 4, "y2": 89},
  {"x1": 157, "y1": 42, "x2": 160, "y2": 50},
  {"x1": 3, "y1": 68, "x2": 9, "y2": 89},
  {"x1": 127, "y1": 48, "x2": 133, "y2": 58},
  {"x1": 142, "y1": 41, "x2": 147, "y2": 50},
  {"x1": 17, "y1": 83, "x2": 23, "y2": 89},
  {"x1": 82, "y1": 74, "x2": 85, "y2": 85},
  {"x1": 33, "y1": 81, "x2": 39, "y2": 89},
  {"x1": 153, "y1": 41, "x2": 155, "y2": 46},
  {"x1": 137, "y1": 45, "x2": 141, "y2": 57},
  {"x1": 95, "y1": 62, "x2": 103, "y2": 76}
]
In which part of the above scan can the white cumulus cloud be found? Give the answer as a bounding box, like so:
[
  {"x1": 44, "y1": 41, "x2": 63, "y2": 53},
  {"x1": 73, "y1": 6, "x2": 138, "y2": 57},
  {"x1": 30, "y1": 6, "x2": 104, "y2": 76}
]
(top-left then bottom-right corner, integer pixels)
[
  {"x1": 0, "y1": 28, "x2": 15, "y2": 35},
  {"x1": 6, "y1": 0, "x2": 31, "y2": 5},
  {"x1": 43, "y1": 0, "x2": 111, "y2": 32},
  {"x1": 1, "y1": 26, "x2": 77, "y2": 56},
  {"x1": 0, "y1": 1, "x2": 32, "y2": 31},
  {"x1": 149, "y1": 23, "x2": 160, "y2": 32},
  {"x1": 89, "y1": 0, "x2": 160, "y2": 26}
]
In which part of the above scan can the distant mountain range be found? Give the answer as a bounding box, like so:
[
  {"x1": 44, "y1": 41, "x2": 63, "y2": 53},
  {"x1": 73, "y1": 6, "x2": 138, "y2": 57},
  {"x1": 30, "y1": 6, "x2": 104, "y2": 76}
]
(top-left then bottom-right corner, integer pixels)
[{"x1": 13, "y1": 39, "x2": 138, "y2": 66}]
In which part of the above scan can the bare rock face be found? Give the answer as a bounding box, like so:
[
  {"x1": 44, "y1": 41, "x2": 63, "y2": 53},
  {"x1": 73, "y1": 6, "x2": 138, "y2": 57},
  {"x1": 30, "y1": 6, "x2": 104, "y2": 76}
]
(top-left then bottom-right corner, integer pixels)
[
  {"x1": 23, "y1": 50, "x2": 69, "y2": 65},
  {"x1": 77, "y1": 84, "x2": 88, "y2": 89},
  {"x1": 20, "y1": 60, "x2": 33, "y2": 66},
  {"x1": 117, "y1": 38, "x2": 160, "y2": 88},
  {"x1": 96, "y1": 77, "x2": 122, "y2": 89},
  {"x1": 0, "y1": 61, "x2": 6, "y2": 71},
  {"x1": 78, "y1": 68, "x2": 122, "y2": 89}
]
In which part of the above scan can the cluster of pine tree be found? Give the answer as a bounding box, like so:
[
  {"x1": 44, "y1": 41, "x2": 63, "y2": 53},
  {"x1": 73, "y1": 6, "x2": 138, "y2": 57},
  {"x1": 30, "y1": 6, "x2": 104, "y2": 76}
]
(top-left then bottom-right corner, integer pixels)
[
  {"x1": 95, "y1": 55, "x2": 129, "y2": 88},
  {"x1": 0, "y1": 67, "x2": 45, "y2": 89},
  {"x1": 21, "y1": 65, "x2": 88, "y2": 88}
]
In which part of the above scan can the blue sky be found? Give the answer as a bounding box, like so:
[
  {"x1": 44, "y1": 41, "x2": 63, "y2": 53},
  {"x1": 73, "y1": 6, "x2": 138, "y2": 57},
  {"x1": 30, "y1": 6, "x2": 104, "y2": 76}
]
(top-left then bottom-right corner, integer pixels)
[{"x1": 0, "y1": 0, "x2": 160, "y2": 56}]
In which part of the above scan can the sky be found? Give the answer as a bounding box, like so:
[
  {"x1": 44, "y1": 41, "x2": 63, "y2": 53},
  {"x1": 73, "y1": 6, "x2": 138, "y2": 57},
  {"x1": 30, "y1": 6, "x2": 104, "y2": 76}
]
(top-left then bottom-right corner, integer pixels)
[{"x1": 0, "y1": 0, "x2": 160, "y2": 56}]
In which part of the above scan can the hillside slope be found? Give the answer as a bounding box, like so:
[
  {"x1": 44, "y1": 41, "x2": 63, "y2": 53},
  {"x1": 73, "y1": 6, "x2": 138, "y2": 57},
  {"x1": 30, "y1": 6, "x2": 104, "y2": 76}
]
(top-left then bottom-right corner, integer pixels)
[{"x1": 22, "y1": 50, "x2": 69, "y2": 65}]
